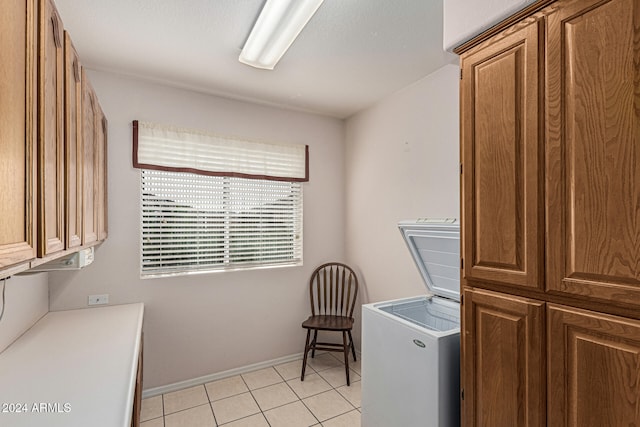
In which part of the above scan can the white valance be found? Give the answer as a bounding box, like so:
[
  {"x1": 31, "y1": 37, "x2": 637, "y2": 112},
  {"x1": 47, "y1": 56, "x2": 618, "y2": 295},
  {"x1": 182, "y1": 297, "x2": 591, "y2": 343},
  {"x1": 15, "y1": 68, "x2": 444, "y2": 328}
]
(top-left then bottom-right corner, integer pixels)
[{"x1": 132, "y1": 120, "x2": 309, "y2": 182}]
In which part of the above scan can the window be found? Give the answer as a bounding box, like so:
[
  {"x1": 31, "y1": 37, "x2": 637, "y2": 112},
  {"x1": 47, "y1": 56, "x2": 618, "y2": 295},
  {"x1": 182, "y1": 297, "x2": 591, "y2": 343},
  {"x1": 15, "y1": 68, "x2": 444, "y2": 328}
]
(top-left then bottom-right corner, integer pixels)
[
  {"x1": 133, "y1": 121, "x2": 308, "y2": 277},
  {"x1": 140, "y1": 170, "x2": 302, "y2": 276}
]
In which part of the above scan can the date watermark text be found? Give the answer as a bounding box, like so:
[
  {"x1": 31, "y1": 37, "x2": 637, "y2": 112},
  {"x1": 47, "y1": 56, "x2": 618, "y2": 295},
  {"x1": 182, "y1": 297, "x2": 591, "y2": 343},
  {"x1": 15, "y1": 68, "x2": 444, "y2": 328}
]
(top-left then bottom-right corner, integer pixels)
[{"x1": 2, "y1": 402, "x2": 71, "y2": 413}]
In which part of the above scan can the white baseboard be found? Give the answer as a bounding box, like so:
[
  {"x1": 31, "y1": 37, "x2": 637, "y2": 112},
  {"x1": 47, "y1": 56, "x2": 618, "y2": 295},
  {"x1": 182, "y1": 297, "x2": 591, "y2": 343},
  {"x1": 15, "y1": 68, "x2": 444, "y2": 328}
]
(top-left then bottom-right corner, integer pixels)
[
  {"x1": 142, "y1": 349, "x2": 362, "y2": 399},
  {"x1": 142, "y1": 352, "x2": 304, "y2": 398}
]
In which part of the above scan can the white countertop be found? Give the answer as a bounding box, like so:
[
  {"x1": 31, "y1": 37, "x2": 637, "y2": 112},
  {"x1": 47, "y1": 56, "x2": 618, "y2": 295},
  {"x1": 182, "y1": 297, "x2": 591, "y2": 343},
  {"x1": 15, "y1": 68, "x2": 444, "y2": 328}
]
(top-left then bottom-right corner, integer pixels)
[{"x1": 0, "y1": 303, "x2": 144, "y2": 427}]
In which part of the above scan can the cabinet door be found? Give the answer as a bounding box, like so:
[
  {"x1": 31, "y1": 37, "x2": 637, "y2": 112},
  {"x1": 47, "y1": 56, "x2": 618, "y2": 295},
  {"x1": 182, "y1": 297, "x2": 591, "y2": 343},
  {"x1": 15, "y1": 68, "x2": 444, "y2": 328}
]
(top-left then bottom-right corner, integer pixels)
[
  {"x1": 460, "y1": 20, "x2": 543, "y2": 290},
  {"x1": 81, "y1": 68, "x2": 98, "y2": 245},
  {"x1": 38, "y1": 0, "x2": 65, "y2": 256},
  {"x1": 0, "y1": 0, "x2": 37, "y2": 268},
  {"x1": 96, "y1": 105, "x2": 108, "y2": 241},
  {"x1": 462, "y1": 288, "x2": 545, "y2": 427},
  {"x1": 546, "y1": 0, "x2": 640, "y2": 307},
  {"x1": 548, "y1": 304, "x2": 640, "y2": 426},
  {"x1": 64, "y1": 32, "x2": 82, "y2": 249}
]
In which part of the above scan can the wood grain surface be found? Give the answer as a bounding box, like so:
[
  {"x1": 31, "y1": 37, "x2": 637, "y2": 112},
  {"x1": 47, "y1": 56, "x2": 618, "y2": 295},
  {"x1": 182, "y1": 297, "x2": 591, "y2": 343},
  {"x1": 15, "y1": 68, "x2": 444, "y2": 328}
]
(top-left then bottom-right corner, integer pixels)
[
  {"x1": 548, "y1": 304, "x2": 640, "y2": 426},
  {"x1": 38, "y1": 0, "x2": 65, "y2": 256},
  {"x1": 546, "y1": 0, "x2": 640, "y2": 306},
  {"x1": 463, "y1": 288, "x2": 545, "y2": 427},
  {"x1": 0, "y1": 0, "x2": 37, "y2": 268},
  {"x1": 64, "y1": 32, "x2": 83, "y2": 249},
  {"x1": 461, "y1": 20, "x2": 543, "y2": 289}
]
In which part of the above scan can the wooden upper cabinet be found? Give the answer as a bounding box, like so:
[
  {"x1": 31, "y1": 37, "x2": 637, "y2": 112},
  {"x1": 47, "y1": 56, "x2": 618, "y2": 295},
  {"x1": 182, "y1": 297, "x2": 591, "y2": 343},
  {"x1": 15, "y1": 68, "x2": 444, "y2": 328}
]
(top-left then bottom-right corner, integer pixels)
[
  {"x1": 64, "y1": 32, "x2": 82, "y2": 249},
  {"x1": 461, "y1": 20, "x2": 543, "y2": 290},
  {"x1": 38, "y1": 0, "x2": 65, "y2": 256},
  {"x1": 0, "y1": 0, "x2": 108, "y2": 275},
  {"x1": 0, "y1": 0, "x2": 37, "y2": 269},
  {"x1": 462, "y1": 288, "x2": 545, "y2": 427},
  {"x1": 81, "y1": 68, "x2": 98, "y2": 245},
  {"x1": 545, "y1": 0, "x2": 640, "y2": 307},
  {"x1": 548, "y1": 304, "x2": 640, "y2": 426},
  {"x1": 96, "y1": 103, "x2": 108, "y2": 241}
]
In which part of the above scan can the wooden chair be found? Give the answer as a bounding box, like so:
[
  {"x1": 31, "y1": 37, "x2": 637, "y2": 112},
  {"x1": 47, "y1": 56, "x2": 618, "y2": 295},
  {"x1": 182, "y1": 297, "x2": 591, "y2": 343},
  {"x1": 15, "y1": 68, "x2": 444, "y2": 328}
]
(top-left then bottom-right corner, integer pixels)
[{"x1": 301, "y1": 262, "x2": 358, "y2": 386}]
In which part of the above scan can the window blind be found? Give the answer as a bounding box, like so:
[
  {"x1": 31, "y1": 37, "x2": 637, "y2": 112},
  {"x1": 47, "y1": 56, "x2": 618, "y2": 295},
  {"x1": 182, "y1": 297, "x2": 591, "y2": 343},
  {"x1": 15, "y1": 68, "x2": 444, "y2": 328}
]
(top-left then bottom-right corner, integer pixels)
[
  {"x1": 133, "y1": 120, "x2": 309, "y2": 182},
  {"x1": 141, "y1": 169, "x2": 303, "y2": 276}
]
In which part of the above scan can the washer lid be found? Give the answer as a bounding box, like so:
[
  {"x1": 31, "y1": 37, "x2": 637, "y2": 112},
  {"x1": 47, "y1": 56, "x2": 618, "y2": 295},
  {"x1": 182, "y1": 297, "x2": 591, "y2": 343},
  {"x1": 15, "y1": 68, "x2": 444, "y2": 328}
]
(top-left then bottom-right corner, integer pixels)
[{"x1": 398, "y1": 219, "x2": 460, "y2": 302}]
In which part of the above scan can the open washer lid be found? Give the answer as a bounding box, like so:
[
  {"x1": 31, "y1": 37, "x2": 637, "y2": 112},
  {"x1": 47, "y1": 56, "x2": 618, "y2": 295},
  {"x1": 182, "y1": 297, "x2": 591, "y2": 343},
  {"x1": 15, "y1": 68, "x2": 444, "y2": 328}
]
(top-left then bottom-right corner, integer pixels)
[{"x1": 398, "y1": 219, "x2": 460, "y2": 302}]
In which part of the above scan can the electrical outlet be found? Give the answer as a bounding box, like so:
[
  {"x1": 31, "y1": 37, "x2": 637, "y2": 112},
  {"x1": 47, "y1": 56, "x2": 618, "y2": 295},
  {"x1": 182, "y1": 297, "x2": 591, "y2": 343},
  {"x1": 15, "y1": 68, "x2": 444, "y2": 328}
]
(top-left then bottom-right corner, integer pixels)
[{"x1": 88, "y1": 294, "x2": 109, "y2": 306}]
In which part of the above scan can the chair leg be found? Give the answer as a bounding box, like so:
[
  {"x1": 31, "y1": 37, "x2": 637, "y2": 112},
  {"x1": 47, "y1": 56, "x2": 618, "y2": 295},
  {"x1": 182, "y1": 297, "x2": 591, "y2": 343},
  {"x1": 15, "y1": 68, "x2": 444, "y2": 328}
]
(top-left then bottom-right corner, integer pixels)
[
  {"x1": 301, "y1": 329, "x2": 311, "y2": 382},
  {"x1": 342, "y1": 331, "x2": 350, "y2": 386},
  {"x1": 348, "y1": 330, "x2": 357, "y2": 361},
  {"x1": 311, "y1": 330, "x2": 318, "y2": 358}
]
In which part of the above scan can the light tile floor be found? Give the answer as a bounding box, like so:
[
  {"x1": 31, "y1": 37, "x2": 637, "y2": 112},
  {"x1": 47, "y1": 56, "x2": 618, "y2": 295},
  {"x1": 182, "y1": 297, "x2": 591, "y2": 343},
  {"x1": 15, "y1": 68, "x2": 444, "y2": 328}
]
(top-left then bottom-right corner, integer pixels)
[{"x1": 140, "y1": 352, "x2": 362, "y2": 427}]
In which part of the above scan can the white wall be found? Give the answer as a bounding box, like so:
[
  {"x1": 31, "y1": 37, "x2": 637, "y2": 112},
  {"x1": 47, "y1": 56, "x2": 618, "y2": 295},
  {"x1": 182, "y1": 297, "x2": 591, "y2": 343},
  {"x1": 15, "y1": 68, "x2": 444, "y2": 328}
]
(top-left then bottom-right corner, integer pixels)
[
  {"x1": 0, "y1": 274, "x2": 48, "y2": 353},
  {"x1": 345, "y1": 64, "x2": 459, "y2": 307},
  {"x1": 443, "y1": 0, "x2": 537, "y2": 50},
  {"x1": 48, "y1": 70, "x2": 345, "y2": 389}
]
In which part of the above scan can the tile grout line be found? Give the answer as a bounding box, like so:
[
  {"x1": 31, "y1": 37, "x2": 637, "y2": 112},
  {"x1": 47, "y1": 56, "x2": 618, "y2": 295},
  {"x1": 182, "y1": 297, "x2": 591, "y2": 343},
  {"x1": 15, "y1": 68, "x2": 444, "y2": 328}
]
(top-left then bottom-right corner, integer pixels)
[
  {"x1": 298, "y1": 394, "x2": 322, "y2": 426},
  {"x1": 161, "y1": 402, "x2": 212, "y2": 417},
  {"x1": 201, "y1": 381, "x2": 219, "y2": 426},
  {"x1": 154, "y1": 386, "x2": 358, "y2": 426},
  {"x1": 244, "y1": 370, "x2": 269, "y2": 426},
  {"x1": 248, "y1": 365, "x2": 310, "y2": 425},
  {"x1": 146, "y1": 355, "x2": 361, "y2": 427},
  {"x1": 320, "y1": 408, "x2": 361, "y2": 425},
  {"x1": 300, "y1": 386, "x2": 356, "y2": 425}
]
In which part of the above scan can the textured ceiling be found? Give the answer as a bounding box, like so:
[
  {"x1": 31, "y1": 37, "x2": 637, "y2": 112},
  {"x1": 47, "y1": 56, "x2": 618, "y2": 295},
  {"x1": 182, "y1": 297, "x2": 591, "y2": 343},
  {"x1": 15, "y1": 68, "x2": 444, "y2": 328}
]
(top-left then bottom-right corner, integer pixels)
[{"x1": 53, "y1": 0, "x2": 456, "y2": 119}]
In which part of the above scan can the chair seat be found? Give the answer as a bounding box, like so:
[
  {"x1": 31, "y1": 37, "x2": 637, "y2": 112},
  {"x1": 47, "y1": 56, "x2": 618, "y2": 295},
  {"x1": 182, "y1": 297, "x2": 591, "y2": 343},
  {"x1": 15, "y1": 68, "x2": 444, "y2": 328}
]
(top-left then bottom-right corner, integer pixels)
[{"x1": 302, "y1": 315, "x2": 354, "y2": 331}]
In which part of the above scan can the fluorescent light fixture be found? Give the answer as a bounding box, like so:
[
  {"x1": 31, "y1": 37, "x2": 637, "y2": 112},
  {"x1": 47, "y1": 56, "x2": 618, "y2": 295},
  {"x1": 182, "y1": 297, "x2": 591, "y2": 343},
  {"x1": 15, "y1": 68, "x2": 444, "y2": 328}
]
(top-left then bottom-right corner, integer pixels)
[{"x1": 240, "y1": 0, "x2": 324, "y2": 70}]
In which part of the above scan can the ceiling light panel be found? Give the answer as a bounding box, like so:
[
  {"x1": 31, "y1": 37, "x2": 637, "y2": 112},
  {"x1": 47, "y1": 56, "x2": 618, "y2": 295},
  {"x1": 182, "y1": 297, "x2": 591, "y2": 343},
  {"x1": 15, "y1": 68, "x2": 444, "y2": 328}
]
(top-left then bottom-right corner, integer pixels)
[{"x1": 239, "y1": 0, "x2": 324, "y2": 70}]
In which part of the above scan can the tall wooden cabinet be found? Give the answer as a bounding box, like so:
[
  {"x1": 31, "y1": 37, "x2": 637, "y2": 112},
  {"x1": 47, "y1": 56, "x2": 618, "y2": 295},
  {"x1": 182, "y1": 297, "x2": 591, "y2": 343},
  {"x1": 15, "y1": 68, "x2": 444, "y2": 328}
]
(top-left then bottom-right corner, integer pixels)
[
  {"x1": 457, "y1": 0, "x2": 640, "y2": 425},
  {"x1": 0, "y1": 0, "x2": 37, "y2": 269}
]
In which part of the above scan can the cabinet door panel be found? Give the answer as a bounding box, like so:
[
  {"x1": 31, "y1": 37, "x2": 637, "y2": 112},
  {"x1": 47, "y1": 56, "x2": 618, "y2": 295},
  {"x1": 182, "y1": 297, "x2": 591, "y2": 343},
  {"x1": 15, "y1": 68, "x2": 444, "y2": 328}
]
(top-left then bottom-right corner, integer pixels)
[
  {"x1": 463, "y1": 288, "x2": 545, "y2": 427},
  {"x1": 64, "y1": 32, "x2": 82, "y2": 249},
  {"x1": 0, "y1": 0, "x2": 37, "y2": 268},
  {"x1": 461, "y1": 20, "x2": 543, "y2": 289},
  {"x1": 548, "y1": 304, "x2": 640, "y2": 426},
  {"x1": 546, "y1": 0, "x2": 640, "y2": 306},
  {"x1": 82, "y1": 69, "x2": 98, "y2": 245},
  {"x1": 38, "y1": 0, "x2": 65, "y2": 256}
]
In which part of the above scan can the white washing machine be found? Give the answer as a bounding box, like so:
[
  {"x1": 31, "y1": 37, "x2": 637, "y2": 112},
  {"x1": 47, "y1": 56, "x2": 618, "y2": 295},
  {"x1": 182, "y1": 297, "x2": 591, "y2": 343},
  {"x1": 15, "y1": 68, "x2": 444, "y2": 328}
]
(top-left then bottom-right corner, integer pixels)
[{"x1": 361, "y1": 220, "x2": 460, "y2": 427}]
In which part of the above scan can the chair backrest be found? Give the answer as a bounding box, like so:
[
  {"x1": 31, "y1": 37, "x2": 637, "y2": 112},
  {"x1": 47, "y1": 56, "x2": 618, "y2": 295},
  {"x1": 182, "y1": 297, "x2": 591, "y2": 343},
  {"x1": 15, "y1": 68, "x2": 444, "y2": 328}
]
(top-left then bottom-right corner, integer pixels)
[{"x1": 309, "y1": 262, "x2": 359, "y2": 318}]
